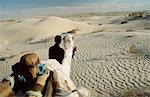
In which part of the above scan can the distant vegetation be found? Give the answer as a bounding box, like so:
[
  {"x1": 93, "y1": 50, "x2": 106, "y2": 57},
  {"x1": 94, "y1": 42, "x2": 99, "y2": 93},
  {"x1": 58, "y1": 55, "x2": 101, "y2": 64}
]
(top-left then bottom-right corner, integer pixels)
[
  {"x1": 62, "y1": 28, "x2": 80, "y2": 34},
  {"x1": 91, "y1": 29, "x2": 105, "y2": 33},
  {"x1": 0, "y1": 55, "x2": 16, "y2": 61},
  {"x1": 0, "y1": 19, "x2": 22, "y2": 23},
  {"x1": 27, "y1": 37, "x2": 53, "y2": 44},
  {"x1": 0, "y1": 19, "x2": 16, "y2": 23},
  {"x1": 126, "y1": 11, "x2": 146, "y2": 21},
  {"x1": 129, "y1": 44, "x2": 138, "y2": 53},
  {"x1": 120, "y1": 89, "x2": 150, "y2": 97}
]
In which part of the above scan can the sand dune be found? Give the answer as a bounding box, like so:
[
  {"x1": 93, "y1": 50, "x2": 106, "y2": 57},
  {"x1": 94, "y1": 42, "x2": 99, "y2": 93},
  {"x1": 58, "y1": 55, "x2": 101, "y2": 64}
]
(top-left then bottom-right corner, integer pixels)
[
  {"x1": 0, "y1": 16, "x2": 97, "y2": 49},
  {"x1": 0, "y1": 11, "x2": 150, "y2": 97}
]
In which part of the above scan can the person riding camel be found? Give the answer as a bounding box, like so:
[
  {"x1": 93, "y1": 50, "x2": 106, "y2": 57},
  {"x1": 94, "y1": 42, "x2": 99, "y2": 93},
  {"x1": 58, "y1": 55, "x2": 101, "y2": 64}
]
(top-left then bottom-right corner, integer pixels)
[
  {"x1": 43, "y1": 34, "x2": 89, "y2": 97},
  {"x1": 49, "y1": 35, "x2": 65, "y2": 64}
]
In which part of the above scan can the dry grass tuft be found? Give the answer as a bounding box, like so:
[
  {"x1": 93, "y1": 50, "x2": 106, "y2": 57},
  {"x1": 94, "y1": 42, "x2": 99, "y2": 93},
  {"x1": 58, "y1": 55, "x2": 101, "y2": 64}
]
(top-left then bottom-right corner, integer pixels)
[
  {"x1": 121, "y1": 90, "x2": 150, "y2": 97},
  {"x1": 129, "y1": 44, "x2": 139, "y2": 53}
]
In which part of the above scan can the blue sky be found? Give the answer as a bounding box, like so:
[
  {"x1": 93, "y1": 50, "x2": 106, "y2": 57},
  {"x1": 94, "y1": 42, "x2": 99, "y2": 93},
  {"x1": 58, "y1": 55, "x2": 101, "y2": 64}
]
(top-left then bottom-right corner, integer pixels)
[
  {"x1": 0, "y1": 0, "x2": 150, "y2": 18},
  {"x1": 1, "y1": 0, "x2": 108, "y2": 10}
]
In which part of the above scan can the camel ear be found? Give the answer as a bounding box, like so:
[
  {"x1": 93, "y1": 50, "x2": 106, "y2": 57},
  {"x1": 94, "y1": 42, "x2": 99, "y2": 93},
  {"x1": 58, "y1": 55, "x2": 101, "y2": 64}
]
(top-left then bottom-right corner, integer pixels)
[{"x1": 72, "y1": 36, "x2": 74, "y2": 40}]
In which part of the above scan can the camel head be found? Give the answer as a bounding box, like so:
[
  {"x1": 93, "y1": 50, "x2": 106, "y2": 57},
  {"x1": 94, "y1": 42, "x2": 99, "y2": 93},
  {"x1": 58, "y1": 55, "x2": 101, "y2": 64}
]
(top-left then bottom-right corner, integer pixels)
[{"x1": 63, "y1": 34, "x2": 74, "y2": 49}]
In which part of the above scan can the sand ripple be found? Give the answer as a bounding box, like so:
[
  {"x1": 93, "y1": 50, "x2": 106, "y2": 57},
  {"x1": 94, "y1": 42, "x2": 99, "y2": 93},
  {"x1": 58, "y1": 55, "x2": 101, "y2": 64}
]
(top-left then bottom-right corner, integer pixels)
[{"x1": 71, "y1": 32, "x2": 150, "y2": 97}]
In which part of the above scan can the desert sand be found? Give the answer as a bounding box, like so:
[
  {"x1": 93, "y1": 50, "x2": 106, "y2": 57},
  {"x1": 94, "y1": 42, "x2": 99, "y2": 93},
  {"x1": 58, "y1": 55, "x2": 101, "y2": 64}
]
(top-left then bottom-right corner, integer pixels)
[{"x1": 0, "y1": 11, "x2": 150, "y2": 97}]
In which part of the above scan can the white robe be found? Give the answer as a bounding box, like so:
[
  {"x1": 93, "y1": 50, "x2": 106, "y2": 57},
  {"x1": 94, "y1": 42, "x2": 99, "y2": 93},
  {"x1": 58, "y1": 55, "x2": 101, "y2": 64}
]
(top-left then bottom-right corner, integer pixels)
[{"x1": 42, "y1": 34, "x2": 90, "y2": 97}]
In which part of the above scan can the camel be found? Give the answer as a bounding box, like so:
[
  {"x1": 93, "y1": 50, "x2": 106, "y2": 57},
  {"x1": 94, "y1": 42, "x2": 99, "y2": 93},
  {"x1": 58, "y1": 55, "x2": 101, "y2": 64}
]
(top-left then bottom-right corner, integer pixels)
[{"x1": 43, "y1": 34, "x2": 90, "y2": 97}]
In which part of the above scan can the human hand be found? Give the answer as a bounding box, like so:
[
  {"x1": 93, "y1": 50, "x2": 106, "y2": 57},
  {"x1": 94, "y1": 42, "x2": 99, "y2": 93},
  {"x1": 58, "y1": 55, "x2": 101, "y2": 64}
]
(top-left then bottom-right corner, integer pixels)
[{"x1": 36, "y1": 70, "x2": 50, "y2": 86}]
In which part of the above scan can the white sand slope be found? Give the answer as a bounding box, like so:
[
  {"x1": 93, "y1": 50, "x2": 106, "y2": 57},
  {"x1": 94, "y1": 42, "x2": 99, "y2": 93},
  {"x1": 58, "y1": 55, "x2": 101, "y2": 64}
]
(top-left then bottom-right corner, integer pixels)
[
  {"x1": 0, "y1": 12, "x2": 150, "y2": 97},
  {"x1": 71, "y1": 31, "x2": 150, "y2": 97},
  {"x1": 1, "y1": 31, "x2": 150, "y2": 97},
  {"x1": 0, "y1": 16, "x2": 96, "y2": 49}
]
